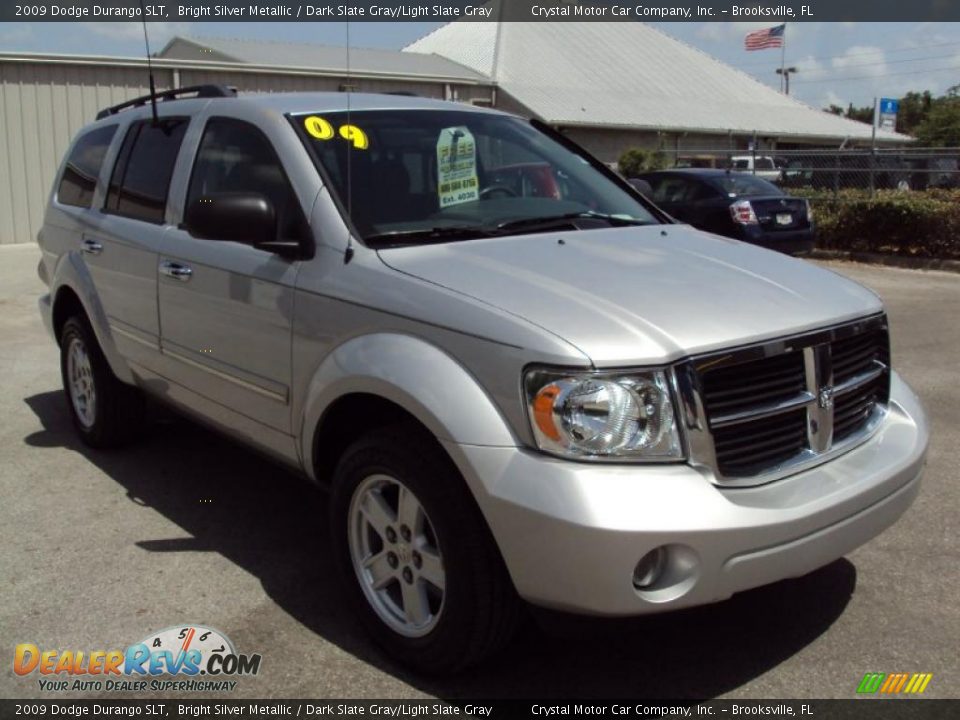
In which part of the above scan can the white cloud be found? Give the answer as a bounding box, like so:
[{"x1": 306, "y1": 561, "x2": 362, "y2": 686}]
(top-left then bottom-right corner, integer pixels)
[
  {"x1": 831, "y1": 45, "x2": 887, "y2": 77},
  {"x1": 794, "y1": 54, "x2": 828, "y2": 81},
  {"x1": 823, "y1": 89, "x2": 846, "y2": 108}
]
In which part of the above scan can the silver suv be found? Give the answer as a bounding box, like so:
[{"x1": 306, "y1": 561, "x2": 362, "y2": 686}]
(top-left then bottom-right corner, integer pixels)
[{"x1": 38, "y1": 88, "x2": 929, "y2": 673}]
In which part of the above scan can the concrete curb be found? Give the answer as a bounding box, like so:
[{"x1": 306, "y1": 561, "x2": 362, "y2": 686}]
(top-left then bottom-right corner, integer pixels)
[{"x1": 809, "y1": 249, "x2": 960, "y2": 274}]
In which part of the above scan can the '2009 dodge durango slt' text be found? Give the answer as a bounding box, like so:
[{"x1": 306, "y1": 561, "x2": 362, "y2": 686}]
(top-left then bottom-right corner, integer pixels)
[{"x1": 37, "y1": 87, "x2": 929, "y2": 673}]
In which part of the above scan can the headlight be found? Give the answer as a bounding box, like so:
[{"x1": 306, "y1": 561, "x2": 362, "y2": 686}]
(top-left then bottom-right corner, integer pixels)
[{"x1": 524, "y1": 368, "x2": 683, "y2": 461}]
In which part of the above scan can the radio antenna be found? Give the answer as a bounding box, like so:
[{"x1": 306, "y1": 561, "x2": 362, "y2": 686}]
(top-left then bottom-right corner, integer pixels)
[
  {"x1": 344, "y1": 20, "x2": 354, "y2": 264},
  {"x1": 138, "y1": 0, "x2": 159, "y2": 126}
]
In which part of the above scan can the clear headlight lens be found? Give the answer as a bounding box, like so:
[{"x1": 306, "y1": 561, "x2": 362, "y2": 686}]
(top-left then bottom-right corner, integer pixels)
[{"x1": 524, "y1": 369, "x2": 683, "y2": 460}]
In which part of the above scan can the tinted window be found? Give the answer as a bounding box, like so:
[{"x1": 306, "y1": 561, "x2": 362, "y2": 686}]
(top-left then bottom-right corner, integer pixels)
[
  {"x1": 647, "y1": 175, "x2": 700, "y2": 203},
  {"x1": 105, "y1": 118, "x2": 189, "y2": 224},
  {"x1": 293, "y1": 109, "x2": 658, "y2": 242},
  {"x1": 187, "y1": 118, "x2": 308, "y2": 241},
  {"x1": 710, "y1": 175, "x2": 783, "y2": 197},
  {"x1": 57, "y1": 125, "x2": 117, "y2": 208}
]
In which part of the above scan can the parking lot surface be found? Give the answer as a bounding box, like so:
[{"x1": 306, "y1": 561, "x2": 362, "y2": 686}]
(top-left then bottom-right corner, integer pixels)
[{"x1": 1, "y1": 244, "x2": 957, "y2": 700}]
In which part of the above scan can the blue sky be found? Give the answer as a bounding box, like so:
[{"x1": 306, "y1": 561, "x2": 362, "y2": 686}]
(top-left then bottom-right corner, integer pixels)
[{"x1": 2, "y1": 21, "x2": 960, "y2": 109}]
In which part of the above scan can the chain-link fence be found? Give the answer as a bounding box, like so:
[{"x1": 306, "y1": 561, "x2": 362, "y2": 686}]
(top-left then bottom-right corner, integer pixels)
[{"x1": 658, "y1": 148, "x2": 960, "y2": 195}]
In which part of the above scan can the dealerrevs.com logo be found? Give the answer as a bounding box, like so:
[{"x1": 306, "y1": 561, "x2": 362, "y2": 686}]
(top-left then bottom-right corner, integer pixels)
[{"x1": 14, "y1": 625, "x2": 262, "y2": 693}]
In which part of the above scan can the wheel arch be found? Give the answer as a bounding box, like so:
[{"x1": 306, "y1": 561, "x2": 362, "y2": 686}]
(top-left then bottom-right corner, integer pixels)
[
  {"x1": 49, "y1": 254, "x2": 135, "y2": 384},
  {"x1": 300, "y1": 333, "x2": 518, "y2": 486}
]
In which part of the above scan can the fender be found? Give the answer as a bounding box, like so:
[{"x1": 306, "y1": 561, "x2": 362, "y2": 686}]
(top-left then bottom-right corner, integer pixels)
[
  {"x1": 50, "y1": 251, "x2": 136, "y2": 385},
  {"x1": 299, "y1": 333, "x2": 518, "y2": 482}
]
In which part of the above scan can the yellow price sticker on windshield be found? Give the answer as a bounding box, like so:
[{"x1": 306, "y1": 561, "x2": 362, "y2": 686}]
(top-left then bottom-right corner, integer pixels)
[
  {"x1": 304, "y1": 115, "x2": 334, "y2": 140},
  {"x1": 339, "y1": 124, "x2": 369, "y2": 150},
  {"x1": 303, "y1": 116, "x2": 369, "y2": 150}
]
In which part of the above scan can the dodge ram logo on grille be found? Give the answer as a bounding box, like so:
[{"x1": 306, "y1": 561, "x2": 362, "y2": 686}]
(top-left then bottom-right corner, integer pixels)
[{"x1": 818, "y1": 386, "x2": 835, "y2": 410}]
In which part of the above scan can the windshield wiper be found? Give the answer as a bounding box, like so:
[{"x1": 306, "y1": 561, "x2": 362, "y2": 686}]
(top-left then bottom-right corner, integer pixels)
[
  {"x1": 494, "y1": 211, "x2": 652, "y2": 232},
  {"x1": 366, "y1": 212, "x2": 652, "y2": 247},
  {"x1": 365, "y1": 226, "x2": 496, "y2": 247}
]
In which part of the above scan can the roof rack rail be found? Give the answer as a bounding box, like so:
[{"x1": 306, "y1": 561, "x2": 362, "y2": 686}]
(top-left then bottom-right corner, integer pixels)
[{"x1": 96, "y1": 84, "x2": 237, "y2": 120}]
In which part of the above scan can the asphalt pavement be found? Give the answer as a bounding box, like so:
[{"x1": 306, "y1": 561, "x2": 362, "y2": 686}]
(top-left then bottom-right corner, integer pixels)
[{"x1": 1, "y1": 244, "x2": 957, "y2": 700}]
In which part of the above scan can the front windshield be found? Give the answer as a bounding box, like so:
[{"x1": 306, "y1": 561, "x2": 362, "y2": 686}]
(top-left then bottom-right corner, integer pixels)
[
  {"x1": 291, "y1": 109, "x2": 659, "y2": 245},
  {"x1": 711, "y1": 174, "x2": 782, "y2": 197}
]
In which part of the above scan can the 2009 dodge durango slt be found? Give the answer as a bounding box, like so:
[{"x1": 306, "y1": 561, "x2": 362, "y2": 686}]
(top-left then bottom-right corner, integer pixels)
[{"x1": 37, "y1": 88, "x2": 929, "y2": 673}]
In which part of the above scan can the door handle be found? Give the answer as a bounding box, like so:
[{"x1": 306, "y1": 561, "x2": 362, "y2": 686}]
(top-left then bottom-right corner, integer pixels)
[
  {"x1": 81, "y1": 239, "x2": 103, "y2": 255},
  {"x1": 160, "y1": 261, "x2": 193, "y2": 281}
]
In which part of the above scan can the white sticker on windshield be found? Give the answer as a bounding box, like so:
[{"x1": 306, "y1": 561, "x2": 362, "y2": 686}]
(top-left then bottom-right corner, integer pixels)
[{"x1": 436, "y1": 126, "x2": 479, "y2": 208}]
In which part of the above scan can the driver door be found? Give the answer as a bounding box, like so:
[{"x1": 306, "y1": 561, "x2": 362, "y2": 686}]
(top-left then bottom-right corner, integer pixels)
[{"x1": 156, "y1": 117, "x2": 310, "y2": 433}]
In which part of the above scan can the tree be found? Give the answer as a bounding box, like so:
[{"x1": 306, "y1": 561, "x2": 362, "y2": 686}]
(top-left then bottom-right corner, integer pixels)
[
  {"x1": 896, "y1": 91, "x2": 933, "y2": 136},
  {"x1": 823, "y1": 91, "x2": 935, "y2": 137},
  {"x1": 618, "y1": 148, "x2": 668, "y2": 177},
  {"x1": 845, "y1": 103, "x2": 873, "y2": 124},
  {"x1": 915, "y1": 98, "x2": 960, "y2": 146}
]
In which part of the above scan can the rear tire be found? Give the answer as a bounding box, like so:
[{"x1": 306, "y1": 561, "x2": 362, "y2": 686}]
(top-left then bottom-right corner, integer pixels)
[
  {"x1": 330, "y1": 426, "x2": 520, "y2": 674},
  {"x1": 59, "y1": 315, "x2": 144, "y2": 448}
]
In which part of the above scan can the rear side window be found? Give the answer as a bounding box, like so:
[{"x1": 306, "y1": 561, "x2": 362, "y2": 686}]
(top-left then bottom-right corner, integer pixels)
[
  {"x1": 57, "y1": 125, "x2": 117, "y2": 208},
  {"x1": 649, "y1": 176, "x2": 699, "y2": 203},
  {"x1": 105, "y1": 118, "x2": 189, "y2": 224}
]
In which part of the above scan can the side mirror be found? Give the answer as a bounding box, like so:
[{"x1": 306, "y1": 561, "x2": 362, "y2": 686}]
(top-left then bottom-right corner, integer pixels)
[{"x1": 183, "y1": 193, "x2": 277, "y2": 246}]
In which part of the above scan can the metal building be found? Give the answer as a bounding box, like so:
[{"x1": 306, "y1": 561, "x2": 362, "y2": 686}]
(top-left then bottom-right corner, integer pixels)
[{"x1": 406, "y1": 21, "x2": 908, "y2": 157}]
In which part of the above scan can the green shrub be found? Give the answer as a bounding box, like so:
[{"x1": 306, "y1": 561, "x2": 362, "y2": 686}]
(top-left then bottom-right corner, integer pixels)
[
  {"x1": 618, "y1": 147, "x2": 668, "y2": 177},
  {"x1": 794, "y1": 188, "x2": 960, "y2": 259}
]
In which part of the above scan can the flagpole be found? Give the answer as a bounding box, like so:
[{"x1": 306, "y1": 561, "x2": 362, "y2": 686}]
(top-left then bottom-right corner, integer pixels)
[{"x1": 780, "y1": 23, "x2": 787, "y2": 93}]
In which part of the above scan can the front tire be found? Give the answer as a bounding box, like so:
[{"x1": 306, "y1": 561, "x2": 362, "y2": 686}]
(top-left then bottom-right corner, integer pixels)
[
  {"x1": 330, "y1": 426, "x2": 519, "y2": 674},
  {"x1": 59, "y1": 315, "x2": 144, "y2": 448}
]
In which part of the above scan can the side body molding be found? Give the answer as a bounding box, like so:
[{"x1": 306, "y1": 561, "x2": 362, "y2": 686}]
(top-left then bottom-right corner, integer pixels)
[
  {"x1": 299, "y1": 333, "x2": 518, "y2": 482},
  {"x1": 51, "y1": 251, "x2": 136, "y2": 384}
]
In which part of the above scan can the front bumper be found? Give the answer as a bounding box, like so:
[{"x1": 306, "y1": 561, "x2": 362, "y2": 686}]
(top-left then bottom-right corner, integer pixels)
[{"x1": 444, "y1": 372, "x2": 928, "y2": 615}]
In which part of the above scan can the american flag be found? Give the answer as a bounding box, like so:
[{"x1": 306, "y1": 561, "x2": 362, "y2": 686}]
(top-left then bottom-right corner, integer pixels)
[{"x1": 744, "y1": 24, "x2": 785, "y2": 51}]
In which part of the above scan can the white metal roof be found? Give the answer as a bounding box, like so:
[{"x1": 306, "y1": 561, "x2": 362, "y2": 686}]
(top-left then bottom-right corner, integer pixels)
[
  {"x1": 406, "y1": 22, "x2": 909, "y2": 143},
  {"x1": 159, "y1": 36, "x2": 485, "y2": 83}
]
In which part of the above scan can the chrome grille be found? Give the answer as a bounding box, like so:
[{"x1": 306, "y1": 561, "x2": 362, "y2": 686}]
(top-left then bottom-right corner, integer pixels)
[
  {"x1": 833, "y1": 378, "x2": 884, "y2": 442},
  {"x1": 712, "y1": 408, "x2": 808, "y2": 476},
  {"x1": 700, "y1": 351, "x2": 806, "y2": 420},
  {"x1": 676, "y1": 315, "x2": 890, "y2": 486},
  {"x1": 831, "y1": 328, "x2": 890, "y2": 442}
]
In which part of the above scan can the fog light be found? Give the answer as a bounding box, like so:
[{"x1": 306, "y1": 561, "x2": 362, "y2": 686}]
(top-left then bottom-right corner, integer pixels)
[{"x1": 633, "y1": 547, "x2": 668, "y2": 589}]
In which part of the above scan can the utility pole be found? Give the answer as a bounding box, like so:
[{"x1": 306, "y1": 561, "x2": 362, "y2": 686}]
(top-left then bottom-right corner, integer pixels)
[{"x1": 776, "y1": 67, "x2": 798, "y2": 95}]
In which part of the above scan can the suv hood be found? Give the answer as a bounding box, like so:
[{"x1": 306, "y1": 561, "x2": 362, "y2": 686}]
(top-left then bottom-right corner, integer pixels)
[{"x1": 377, "y1": 225, "x2": 882, "y2": 366}]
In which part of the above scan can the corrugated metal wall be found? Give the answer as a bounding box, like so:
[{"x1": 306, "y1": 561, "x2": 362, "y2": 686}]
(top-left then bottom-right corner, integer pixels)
[
  {"x1": 0, "y1": 61, "x2": 164, "y2": 245},
  {"x1": 0, "y1": 57, "x2": 490, "y2": 245}
]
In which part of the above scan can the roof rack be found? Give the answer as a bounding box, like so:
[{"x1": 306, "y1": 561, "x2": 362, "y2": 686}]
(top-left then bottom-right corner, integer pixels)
[{"x1": 96, "y1": 84, "x2": 237, "y2": 120}]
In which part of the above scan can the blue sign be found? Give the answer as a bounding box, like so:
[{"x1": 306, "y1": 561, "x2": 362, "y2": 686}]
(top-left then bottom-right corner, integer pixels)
[{"x1": 880, "y1": 98, "x2": 900, "y2": 114}]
